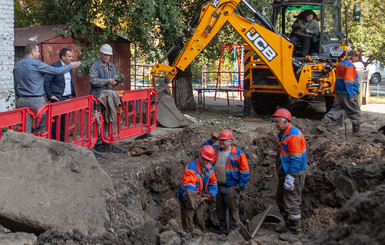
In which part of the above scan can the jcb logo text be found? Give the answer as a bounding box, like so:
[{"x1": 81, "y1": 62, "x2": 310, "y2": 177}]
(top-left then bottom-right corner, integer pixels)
[
  {"x1": 246, "y1": 28, "x2": 277, "y2": 62},
  {"x1": 211, "y1": 0, "x2": 221, "y2": 8}
]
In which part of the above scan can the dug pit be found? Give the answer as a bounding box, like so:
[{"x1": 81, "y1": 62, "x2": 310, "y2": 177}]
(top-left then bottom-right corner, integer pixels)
[{"x1": 2, "y1": 103, "x2": 385, "y2": 244}]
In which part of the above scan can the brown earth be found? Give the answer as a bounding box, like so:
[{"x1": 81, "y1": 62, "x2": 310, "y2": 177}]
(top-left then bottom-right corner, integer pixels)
[{"x1": 35, "y1": 96, "x2": 385, "y2": 244}]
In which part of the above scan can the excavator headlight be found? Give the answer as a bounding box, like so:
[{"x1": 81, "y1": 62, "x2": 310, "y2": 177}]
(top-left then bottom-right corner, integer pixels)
[{"x1": 330, "y1": 47, "x2": 344, "y2": 57}]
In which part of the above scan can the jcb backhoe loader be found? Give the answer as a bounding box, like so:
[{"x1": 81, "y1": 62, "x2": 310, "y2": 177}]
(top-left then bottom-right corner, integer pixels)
[{"x1": 151, "y1": 0, "x2": 360, "y2": 127}]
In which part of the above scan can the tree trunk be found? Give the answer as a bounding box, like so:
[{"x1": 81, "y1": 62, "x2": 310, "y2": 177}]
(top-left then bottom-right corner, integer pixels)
[
  {"x1": 167, "y1": 47, "x2": 196, "y2": 111},
  {"x1": 173, "y1": 67, "x2": 196, "y2": 111}
]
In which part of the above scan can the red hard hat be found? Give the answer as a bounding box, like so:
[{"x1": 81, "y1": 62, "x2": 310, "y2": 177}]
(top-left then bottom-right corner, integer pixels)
[
  {"x1": 219, "y1": 130, "x2": 233, "y2": 140},
  {"x1": 272, "y1": 108, "x2": 292, "y2": 122},
  {"x1": 200, "y1": 145, "x2": 215, "y2": 162}
]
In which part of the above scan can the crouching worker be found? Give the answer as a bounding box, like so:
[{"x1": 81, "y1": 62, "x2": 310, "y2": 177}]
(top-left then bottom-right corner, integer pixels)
[
  {"x1": 272, "y1": 109, "x2": 307, "y2": 232},
  {"x1": 178, "y1": 145, "x2": 218, "y2": 232}
]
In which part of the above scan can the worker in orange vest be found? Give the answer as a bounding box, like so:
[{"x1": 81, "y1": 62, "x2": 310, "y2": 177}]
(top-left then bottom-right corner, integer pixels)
[{"x1": 178, "y1": 145, "x2": 218, "y2": 232}]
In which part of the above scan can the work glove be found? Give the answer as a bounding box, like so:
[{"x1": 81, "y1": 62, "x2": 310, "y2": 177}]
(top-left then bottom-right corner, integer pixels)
[
  {"x1": 211, "y1": 134, "x2": 219, "y2": 142},
  {"x1": 114, "y1": 72, "x2": 124, "y2": 83},
  {"x1": 235, "y1": 186, "x2": 244, "y2": 192},
  {"x1": 183, "y1": 191, "x2": 198, "y2": 209},
  {"x1": 284, "y1": 174, "x2": 295, "y2": 191},
  {"x1": 201, "y1": 193, "x2": 214, "y2": 202}
]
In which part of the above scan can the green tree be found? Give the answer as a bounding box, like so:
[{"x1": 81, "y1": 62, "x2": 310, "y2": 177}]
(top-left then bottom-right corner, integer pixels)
[
  {"x1": 344, "y1": 0, "x2": 385, "y2": 67},
  {"x1": 14, "y1": 0, "x2": 41, "y2": 27}
]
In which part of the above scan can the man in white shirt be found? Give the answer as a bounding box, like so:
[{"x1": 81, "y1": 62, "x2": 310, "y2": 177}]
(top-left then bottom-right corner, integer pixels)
[{"x1": 44, "y1": 48, "x2": 76, "y2": 141}]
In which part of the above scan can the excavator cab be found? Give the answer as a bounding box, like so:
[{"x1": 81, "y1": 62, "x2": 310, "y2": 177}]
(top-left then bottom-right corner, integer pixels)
[{"x1": 271, "y1": 0, "x2": 345, "y2": 59}]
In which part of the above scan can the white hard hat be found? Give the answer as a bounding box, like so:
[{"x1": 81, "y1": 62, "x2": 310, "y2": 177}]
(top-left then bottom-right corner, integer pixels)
[{"x1": 100, "y1": 44, "x2": 113, "y2": 55}]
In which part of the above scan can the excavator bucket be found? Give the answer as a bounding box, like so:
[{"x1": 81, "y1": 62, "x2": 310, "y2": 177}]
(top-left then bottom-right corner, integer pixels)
[{"x1": 156, "y1": 81, "x2": 193, "y2": 128}]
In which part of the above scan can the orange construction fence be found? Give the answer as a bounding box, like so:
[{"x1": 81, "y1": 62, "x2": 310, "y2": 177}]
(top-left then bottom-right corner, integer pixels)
[{"x1": 0, "y1": 89, "x2": 157, "y2": 149}]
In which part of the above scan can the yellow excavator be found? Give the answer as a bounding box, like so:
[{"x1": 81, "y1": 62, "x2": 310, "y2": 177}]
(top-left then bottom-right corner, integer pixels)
[{"x1": 151, "y1": 0, "x2": 360, "y2": 127}]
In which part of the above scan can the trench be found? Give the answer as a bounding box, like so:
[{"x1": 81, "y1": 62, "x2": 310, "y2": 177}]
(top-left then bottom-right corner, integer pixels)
[{"x1": 36, "y1": 109, "x2": 385, "y2": 244}]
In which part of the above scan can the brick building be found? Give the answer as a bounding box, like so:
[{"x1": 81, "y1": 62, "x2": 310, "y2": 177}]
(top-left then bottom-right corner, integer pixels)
[{"x1": 0, "y1": 0, "x2": 14, "y2": 112}]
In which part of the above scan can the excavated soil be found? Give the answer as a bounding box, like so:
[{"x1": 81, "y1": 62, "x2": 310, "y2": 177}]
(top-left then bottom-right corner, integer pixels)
[{"x1": 36, "y1": 98, "x2": 385, "y2": 244}]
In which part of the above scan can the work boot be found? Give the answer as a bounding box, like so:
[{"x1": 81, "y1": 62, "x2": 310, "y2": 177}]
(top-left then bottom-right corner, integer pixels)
[
  {"x1": 287, "y1": 219, "x2": 302, "y2": 232},
  {"x1": 352, "y1": 124, "x2": 361, "y2": 136},
  {"x1": 219, "y1": 221, "x2": 230, "y2": 235},
  {"x1": 274, "y1": 223, "x2": 290, "y2": 234},
  {"x1": 107, "y1": 143, "x2": 127, "y2": 153},
  {"x1": 317, "y1": 118, "x2": 330, "y2": 132}
]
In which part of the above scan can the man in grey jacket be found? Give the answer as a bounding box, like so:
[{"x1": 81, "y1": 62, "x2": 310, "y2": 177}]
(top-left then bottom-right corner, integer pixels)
[
  {"x1": 13, "y1": 43, "x2": 81, "y2": 134},
  {"x1": 89, "y1": 44, "x2": 118, "y2": 98},
  {"x1": 89, "y1": 44, "x2": 125, "y2": 153}
]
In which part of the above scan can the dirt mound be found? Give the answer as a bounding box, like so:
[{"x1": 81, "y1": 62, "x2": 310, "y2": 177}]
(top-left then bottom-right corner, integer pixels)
[
  {"x1": 312, "y1": 184, "x2": 385, "y2": 244},
  {"x1": 0, "y1": 130, "x2": 116, "y2": 236}
]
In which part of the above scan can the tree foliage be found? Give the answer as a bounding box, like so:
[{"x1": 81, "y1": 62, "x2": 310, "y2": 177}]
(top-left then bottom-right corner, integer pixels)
[
  {"x1": 344, "y1": 0, "x2": 385, "y2": 67},
  {"x1": 15, "y1": 0, "x2": 385, "y2": 67},
  {"x1": 15, "y1": 0, "x2": 384, "y2": 107},
  {"x1": 14, "y1": 0, "x2": 273, "y2": 71},
  {"x1": 14, "y1": 0, "x2": 41, "y2": 27}
]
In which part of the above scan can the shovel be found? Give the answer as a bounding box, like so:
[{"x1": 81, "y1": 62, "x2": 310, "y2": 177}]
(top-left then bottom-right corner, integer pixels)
[{"x1": 210, "y1": 205, "x2": 281, "y2": 239}]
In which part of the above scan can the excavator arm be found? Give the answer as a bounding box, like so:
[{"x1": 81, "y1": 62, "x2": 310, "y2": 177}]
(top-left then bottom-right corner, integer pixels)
[
  {"x1": 151, "y1": 0, "x2": 340, "y2": 125},
  {"x1": 151, "y1": 0, "x2": 238, "y2": 85},
  {"x1": 150, "y1": 0, "x2": 315, "y2": 99}
]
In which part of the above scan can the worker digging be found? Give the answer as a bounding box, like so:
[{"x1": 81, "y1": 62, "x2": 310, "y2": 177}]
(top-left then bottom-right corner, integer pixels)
[{"x1": 178, "y1": 145, "x2": 218, "y2": 232}]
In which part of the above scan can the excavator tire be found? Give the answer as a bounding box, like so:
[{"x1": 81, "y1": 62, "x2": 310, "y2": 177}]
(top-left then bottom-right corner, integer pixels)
[
  {"x1": 251, "y1": 93, "x2": 290, "y2": 115},
  {"x1": 325, "y1": 96, "x2": 335, "y2": 112}
]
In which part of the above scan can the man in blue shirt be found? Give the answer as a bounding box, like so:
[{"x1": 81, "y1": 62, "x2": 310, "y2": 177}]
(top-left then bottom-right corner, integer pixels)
[
  {"x1": 44, "y1": 48, "x2": 77, "y2": 141},
  {"x1": 13, "y1": 43, "x2": 81, "y2": 134}
]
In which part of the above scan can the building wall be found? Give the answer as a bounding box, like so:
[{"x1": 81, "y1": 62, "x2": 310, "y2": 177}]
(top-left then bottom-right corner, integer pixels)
[{"x1": 0, "y1": 0, "x2": 14, "y2": 112}]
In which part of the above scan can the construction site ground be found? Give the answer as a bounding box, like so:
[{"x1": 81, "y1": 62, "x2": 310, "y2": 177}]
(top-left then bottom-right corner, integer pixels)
[{"x1": 7, "y1": 92, "x2": 385, "y2": 244}]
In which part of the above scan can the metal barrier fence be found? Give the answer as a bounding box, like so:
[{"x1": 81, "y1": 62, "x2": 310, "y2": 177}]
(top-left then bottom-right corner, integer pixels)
[
  {"x1": 101, "y1": 89, "x2": 157, "y2": 143},
  {"x1": 36, "y1": 95, "x2": 99, "y2": 148},
  {"x1": 0, "y1": 89, "x2": 157, "y2": 149},
  {"x1": 0, "y1": 108, "x2": 36, "y2": 140}
]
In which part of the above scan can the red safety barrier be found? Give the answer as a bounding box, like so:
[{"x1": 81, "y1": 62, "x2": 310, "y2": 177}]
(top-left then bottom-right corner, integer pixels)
[
  {"x1": 0, "y1": 89, "x2": 157, "y2": 149},
  {"x1": 35, "y1": 95, "x2": 99, "y2": 148},
  {"x1": 101, "y1": 89, "x2": 157, "y2": 143},
  {"x1": 0, "y1": 108, "x2": 36, "y2": 140}
]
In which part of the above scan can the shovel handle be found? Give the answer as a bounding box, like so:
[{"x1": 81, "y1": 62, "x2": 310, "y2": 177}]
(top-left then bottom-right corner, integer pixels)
[{"x1": 251, "y1": 205, "x2": 271, "y2": 238}]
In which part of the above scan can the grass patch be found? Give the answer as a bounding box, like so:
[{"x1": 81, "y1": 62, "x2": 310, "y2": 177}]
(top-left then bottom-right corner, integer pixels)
[{"x1": 368, "y1": 96, "x2": 385, "y2": 104}]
